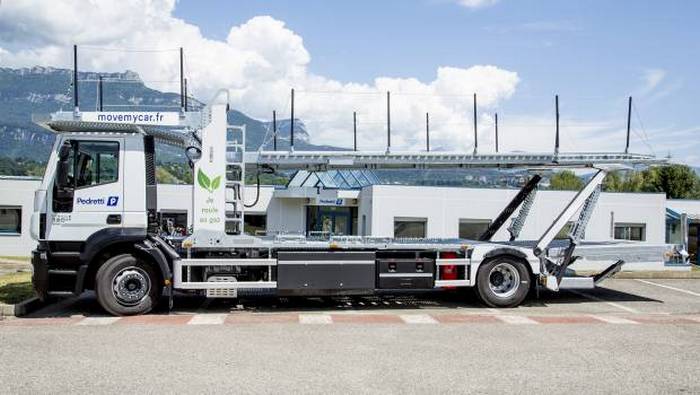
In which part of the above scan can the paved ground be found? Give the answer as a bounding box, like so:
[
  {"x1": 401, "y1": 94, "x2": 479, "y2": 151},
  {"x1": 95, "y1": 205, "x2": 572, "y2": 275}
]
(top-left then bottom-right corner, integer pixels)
[{"x1": 1, "y1": 279, "x2": 699, "y2": 393}]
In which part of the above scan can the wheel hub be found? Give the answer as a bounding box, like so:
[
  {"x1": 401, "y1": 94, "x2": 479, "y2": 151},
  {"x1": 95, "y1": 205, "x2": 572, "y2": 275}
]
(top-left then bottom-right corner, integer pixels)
[
  {"x1": 488, "y1": 262, "x2": 520, "y2": 299},
  {"x1": 112, "y1": 267, "x2": 150, "y2": 306}
]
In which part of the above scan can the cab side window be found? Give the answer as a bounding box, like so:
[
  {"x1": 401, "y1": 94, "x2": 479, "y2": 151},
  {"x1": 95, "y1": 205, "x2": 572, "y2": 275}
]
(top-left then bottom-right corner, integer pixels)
[{"x1": 74, "y1": 141, "x2": 120, "y2": 188}]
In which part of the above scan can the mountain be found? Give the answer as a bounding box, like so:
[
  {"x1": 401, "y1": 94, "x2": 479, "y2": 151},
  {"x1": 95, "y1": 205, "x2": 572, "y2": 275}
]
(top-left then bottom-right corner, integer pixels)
[{"x1": 0, "y1": 66, "x2": 335, "y2": 163}]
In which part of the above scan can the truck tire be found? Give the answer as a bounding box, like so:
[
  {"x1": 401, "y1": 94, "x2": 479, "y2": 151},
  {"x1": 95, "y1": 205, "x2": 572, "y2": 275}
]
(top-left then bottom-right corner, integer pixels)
[
  {"x1": 475, "y1": 256, "x2": 530, "y2": 308},
  {"x1": 95, "y1": 253, "x2": 161, "y2": 316}
]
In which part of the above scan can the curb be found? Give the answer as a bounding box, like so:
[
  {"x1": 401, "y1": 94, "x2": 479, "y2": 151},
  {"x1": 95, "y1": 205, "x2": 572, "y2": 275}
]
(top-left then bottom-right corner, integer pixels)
[{"x1": 0, "y1": 297, "x2": 44, "y2": 318}]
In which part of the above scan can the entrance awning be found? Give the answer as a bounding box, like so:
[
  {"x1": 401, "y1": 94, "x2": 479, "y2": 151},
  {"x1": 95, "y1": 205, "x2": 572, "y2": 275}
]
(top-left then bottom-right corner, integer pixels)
[{"x1": 287, "y1": 169, "x2": 379, "y2": 189}]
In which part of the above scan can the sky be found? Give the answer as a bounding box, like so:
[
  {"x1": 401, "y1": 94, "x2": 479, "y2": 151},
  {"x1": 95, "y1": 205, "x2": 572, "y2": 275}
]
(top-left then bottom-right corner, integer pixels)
[{"x1": 0, "y1": 0, "x2": 698, "y2": 163}]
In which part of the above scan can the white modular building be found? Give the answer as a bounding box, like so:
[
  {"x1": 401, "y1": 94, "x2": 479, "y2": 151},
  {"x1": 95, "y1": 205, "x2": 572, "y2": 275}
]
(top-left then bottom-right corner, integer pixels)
[{"x1": 1, "y1": 175, "x2": 698, "y2": 270}]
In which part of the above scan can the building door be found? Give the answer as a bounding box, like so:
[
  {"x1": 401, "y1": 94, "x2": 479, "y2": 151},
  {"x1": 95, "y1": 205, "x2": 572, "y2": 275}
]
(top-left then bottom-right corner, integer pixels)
[
  {"x1": 689, "y1": 222, "x2": 699, "y2": 264},
  {"x1": 307, "y1": 206, "x2": 356, "y2": 237}
]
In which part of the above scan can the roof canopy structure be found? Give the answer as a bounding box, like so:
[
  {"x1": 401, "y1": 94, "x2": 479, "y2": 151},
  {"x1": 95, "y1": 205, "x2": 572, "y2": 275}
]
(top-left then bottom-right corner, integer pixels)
[{"x1": 288, "y1": 169, "x2": 380, "y2": 189}]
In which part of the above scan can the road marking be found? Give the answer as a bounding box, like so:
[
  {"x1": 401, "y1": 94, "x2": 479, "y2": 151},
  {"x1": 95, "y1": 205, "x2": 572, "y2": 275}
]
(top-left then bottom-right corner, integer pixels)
[
  {"x1": 569, "y1": 290, "x2": 640, "y2": 314},
  {"x1": 76, "y1": 316, "x2": 121, "y2": 326},
  {"x1": 399, "y1": 314, "x2": 439, "y2": 324},
  {"x1": 636, "y1": 280, "x2": 700, "y2": 297},
  {"x1": 589, "y1": 315, "x2": 639, "y2": 325},
  {"x1": 495, "y1": 315, "x2": 539, "y2": 325},
  {"x1": 188, "y1": 313, "x2": 227, "y2": 325},
  {"x1": 299, "y1": 314, "x2": 333, "y2": 324}
]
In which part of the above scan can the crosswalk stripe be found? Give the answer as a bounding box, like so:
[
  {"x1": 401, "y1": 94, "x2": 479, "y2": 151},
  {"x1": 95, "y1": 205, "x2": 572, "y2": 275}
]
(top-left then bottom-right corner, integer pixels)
[
  {"x1": 495, "y1": 315, "x2": 539, "y2": 325},
  {"x1": 589, "y1": 315, "x2": 639, "y2": 324},
  {"x1": 187, "y1": 314, "x2": 227, "y2": 325},
  {"x1": 299, "y1": 314, "x2": 333, "y2": 324},
  {"x1": 76, "y1": 316, "x2": 121, "y2": 326},
  {"x1": 399, "y1": 314, "x2": 438, "y2": 324}
]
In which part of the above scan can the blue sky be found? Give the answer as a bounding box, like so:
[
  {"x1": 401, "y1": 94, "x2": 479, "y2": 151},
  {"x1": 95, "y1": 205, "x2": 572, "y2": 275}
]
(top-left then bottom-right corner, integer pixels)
[
  {"x1": 0, "y1": 0, "x2": 697, "y2": 162},
  {"x1": 172, "y1": 0, "x2": 698, "y2": 158}
]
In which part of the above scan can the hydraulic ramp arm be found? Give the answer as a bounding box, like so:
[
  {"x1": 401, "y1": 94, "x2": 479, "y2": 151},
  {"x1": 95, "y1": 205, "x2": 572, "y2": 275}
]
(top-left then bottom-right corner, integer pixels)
[{"x1": 532, "y1": 169, "x2": 623, "y2": 291}]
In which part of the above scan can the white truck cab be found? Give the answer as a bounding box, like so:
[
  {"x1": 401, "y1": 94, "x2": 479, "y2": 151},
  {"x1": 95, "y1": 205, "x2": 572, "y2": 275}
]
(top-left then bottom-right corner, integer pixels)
[
  {"x1": 30, "y1": 120, "x2": 173, "y2": 314},
  {"x1": 35, "y1": 134, "x2": 148, "y2": 241}
]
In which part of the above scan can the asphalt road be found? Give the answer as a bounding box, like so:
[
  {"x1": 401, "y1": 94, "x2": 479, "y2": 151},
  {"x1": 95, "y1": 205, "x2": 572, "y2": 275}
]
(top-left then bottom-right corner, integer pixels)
[{"x1": 1, "y1": 279, "x2": 699, "y2": 394}]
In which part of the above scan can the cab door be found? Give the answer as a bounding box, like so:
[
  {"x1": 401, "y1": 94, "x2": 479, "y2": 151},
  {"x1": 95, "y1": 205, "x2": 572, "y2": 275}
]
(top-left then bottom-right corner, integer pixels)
[{"x1": 46, "y1": 138, "x2": 125, "y2": 241}]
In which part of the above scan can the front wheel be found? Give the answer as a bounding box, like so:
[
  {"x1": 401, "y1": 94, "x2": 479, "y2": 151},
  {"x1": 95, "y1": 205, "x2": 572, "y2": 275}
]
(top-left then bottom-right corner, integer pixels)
[
  {"x1": 95, "y1": 254, "x2": 161, "y2": 316},
  {"x1": 475, "y1": 256, "x2": 530, "y2": 308}
]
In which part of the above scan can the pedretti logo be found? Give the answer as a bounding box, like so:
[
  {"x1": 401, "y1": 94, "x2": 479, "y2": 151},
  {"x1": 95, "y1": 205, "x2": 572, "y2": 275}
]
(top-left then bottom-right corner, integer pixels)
[
  {"x1": 77, "y1": 196, "x2": 120, "y2": 206},
  {"x1": 318, "y1": 198, "x2": 344, "y2": 205}
]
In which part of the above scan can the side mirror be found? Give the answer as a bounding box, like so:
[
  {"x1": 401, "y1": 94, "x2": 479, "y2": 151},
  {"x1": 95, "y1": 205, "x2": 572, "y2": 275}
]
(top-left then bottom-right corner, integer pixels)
[{"x1": 55, "y1": 142, "x2": 72, "y2": 189}]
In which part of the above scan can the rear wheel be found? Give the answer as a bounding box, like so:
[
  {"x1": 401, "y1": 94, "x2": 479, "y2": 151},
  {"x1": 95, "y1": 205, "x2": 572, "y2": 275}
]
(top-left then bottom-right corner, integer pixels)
[
  {"x1": 95, "y1": 253, "x2": 161, "y2": 316},
  {"x1": 475, "y1": 256, "x2": 530, "y2": 308}
]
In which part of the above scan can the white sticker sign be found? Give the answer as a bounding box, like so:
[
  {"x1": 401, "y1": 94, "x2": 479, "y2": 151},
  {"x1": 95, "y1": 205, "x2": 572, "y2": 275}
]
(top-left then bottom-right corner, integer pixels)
[{"x1": 81, "y1": 112, "x2": 181, "y2": 126}]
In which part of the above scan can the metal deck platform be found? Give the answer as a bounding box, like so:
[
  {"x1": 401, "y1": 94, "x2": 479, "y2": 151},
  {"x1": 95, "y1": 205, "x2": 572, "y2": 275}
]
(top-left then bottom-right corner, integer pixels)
[{"x1": 246, "y1": 150, "x2": 664, "y2": 170}]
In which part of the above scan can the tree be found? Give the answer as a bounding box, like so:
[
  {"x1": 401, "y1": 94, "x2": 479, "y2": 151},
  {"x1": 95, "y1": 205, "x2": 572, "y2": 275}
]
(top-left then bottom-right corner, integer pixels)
[
  {"x1": 549, "y1": 170, "x2": 584, "y2": 191},
  {"x1": 640, "y1": 164, "x2": 700, "y2": 199},
  {"x1": 602, "y1": 171, "x2": 623, "y2": 192}
]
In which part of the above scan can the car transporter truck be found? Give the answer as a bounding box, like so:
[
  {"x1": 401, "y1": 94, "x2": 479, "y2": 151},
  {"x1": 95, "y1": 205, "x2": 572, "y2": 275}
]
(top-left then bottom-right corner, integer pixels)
[{"x1": 28, "y1": 51, "x2": 685, "y2": 315}]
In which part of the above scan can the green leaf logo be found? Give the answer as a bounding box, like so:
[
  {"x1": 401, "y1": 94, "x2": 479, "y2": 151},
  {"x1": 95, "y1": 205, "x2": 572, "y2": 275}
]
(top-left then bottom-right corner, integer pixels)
[
  {"x1": 197, "y1": 169, "x2": 221, "y2": 193},
  {"x1": 211, "y1": 175, "x2": 221, "y2": 190}
]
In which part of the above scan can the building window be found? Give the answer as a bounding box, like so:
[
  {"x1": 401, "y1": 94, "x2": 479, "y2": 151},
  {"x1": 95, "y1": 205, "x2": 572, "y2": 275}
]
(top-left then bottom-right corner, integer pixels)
[
  {"x1": 0, "y1": 207, "x2": 21, "y2": 235},
  {"x1": 159, "y1": 211, "x2": 188, "y2": 236},
  {"x1": 244, "y1": 214, "x2": 267, "y2": 236},
  {"x1": 394, "y1": 217, "x2": 427, "y2": 238},
  {"x1": 614, "y1": 223, "x2": 646, "y2": 241},
  {"x1": 459, "y1": 219, "x2": 491, "y2": 240}
]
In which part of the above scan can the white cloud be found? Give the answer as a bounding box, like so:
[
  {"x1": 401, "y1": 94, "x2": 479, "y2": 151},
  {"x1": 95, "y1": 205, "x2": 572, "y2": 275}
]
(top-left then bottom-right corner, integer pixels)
[
  {"x1": 455, "y1": 0, "x2": 499, "y2": 9},
  {"x1": 641, "y1": 68, "x2": 666, "y2": 94},
  {"x1": 0, "y1": 0, "x2": 520, "y2": 151}
]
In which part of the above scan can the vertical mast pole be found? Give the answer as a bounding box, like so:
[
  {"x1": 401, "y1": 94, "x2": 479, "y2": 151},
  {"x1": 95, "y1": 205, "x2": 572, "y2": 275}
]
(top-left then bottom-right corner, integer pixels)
[
  {"x1": 625, "y1": 96, "x2": 632, "y2": 154},
  {"x1": 73, "y1": 44, "x2": 79, "y2": 114},
  {"x1": 290, "y1": 88, "x2": 295, "y2": 151},
  {"x1": 184, "y1": 78, "x2": 188, "y2": 112},
  {"x1": 495, "y1": 112, "x2": 499, "y2": 153},
  {"x1": 426, "y1": 112, "x2": 430, "y2": 152},
  {"x1": 273, "y1": 110, "x2": 277, "y2": 151},
  {"x1": 353, "y1": 111, "x2": 357, "y2": 151},
  {"x1": 473, "y1": 93, "x2": 478, "y2": 155},
  {"x1": 98, "y1": 75, "x2": 103, "y2": 111},
  {"x1": 179, "y1": 47, "x2": 185, "y2": 113},
  {"x1": 555, "y1": 94, "x2": 560, "y2": 157},
  {"x1": 386, "y1": 91, "x2": 391, "y2": 153}
]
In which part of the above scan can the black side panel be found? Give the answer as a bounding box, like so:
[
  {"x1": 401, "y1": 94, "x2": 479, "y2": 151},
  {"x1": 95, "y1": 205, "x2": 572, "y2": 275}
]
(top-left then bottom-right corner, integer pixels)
[
  {"x1": 144, "y1": 135, "x2": 158, "y2": 234},
  {"x1": 277, "y1": 251, "x2": 375, "y2": 296},
  {"x1": 377, "y1": 258, "x2": 435, "y2": 289}
]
